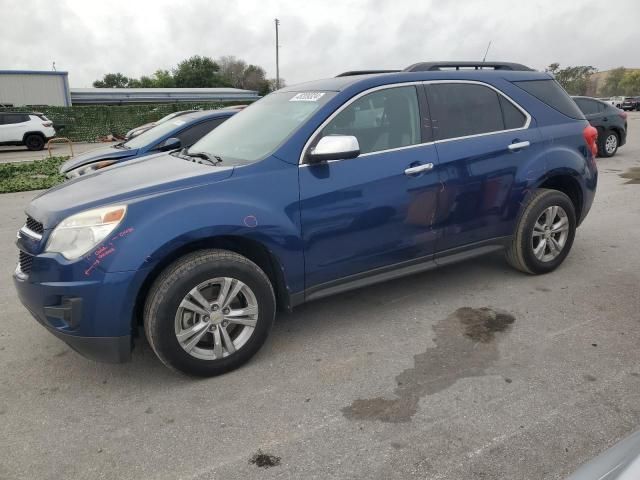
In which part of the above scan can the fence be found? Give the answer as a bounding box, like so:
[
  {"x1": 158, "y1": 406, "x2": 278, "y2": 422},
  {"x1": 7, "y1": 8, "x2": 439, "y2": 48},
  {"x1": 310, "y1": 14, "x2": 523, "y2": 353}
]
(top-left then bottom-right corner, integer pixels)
[{"x1": 0, "y1": 101, "x2": 250, "y2": 142}]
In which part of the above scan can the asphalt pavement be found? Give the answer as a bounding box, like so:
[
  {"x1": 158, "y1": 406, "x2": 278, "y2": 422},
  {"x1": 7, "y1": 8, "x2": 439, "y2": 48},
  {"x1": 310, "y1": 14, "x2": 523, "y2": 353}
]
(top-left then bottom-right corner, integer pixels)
[{"x1": 1, "y1": 113, "x2": 639, "y2": 480}]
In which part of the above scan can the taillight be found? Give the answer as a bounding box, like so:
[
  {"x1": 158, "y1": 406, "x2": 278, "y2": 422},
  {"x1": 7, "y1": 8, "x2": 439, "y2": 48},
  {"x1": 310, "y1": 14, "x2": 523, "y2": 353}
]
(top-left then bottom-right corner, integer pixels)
[
  {"x1": 42, "y1": 122, "x2": 53, "y2": 127},
  {"x1": 583, "y1": 125, "x2": 598, "y2": 158},
  {"x1": 619, "y1": 111, "x2": 627, "y2": 120}
]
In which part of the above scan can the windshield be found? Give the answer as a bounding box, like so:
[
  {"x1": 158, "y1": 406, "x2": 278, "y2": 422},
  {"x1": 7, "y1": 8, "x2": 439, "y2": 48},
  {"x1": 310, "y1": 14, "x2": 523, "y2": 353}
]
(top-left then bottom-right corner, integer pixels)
[
  {"x1": 124, "y1": 117, "x2": 191, "y2": 149},
  {"x1": 188, "y1": 91, "x2": 336, "y2": 165}
]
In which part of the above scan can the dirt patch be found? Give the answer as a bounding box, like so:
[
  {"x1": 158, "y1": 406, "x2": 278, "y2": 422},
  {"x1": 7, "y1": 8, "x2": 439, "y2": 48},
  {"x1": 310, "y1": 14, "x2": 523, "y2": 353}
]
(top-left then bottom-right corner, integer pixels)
[
  {"x1": 249, "y1": 450, "x2": 281, "y2": 468},
  {"x1": 620, "y1": 167, "x2": 640, "y2": 184},
  {"x1": 342, "y1": 307, "x2": 515, "y2": 423}
]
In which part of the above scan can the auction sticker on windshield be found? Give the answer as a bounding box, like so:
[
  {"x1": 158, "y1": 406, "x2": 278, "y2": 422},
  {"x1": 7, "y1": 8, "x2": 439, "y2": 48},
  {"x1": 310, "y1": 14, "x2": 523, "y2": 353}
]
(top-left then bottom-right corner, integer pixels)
[{"x1": 290, "y1": 92, "x2": 326, "y2": 102}]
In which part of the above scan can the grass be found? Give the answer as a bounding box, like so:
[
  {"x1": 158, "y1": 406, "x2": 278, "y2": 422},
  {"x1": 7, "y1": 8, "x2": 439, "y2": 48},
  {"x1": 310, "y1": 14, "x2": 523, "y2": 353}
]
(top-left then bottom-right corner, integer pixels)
[{"x1": 0, "y1": 156, "x2": 67, "y2": 193}]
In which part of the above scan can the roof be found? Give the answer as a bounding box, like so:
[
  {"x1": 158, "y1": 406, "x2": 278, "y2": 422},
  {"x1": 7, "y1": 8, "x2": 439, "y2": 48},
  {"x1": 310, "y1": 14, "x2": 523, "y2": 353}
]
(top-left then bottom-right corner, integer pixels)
[
  {"x1": 0, "y1": 70, "x2": 68, "y2": 76},
  {"x1": 69, "y1": 87, "x2": 259, "y2": 104},
  {"x1": 282, "y1": 69, "x2": 550, "y2": 94}
]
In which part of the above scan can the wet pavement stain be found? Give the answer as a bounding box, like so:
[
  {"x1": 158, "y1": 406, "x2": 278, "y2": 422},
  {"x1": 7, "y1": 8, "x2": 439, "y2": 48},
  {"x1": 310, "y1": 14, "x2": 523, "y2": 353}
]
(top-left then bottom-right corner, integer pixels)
[
  {"x1": 249, "y1": 450, "x2": 281, "y2": 468},
  {"x1": 342, "y1": 307, "x2": 515, "y2": 423},
  {"x1": 620, "y1": 167, "x2": 640, "y2": 184}
]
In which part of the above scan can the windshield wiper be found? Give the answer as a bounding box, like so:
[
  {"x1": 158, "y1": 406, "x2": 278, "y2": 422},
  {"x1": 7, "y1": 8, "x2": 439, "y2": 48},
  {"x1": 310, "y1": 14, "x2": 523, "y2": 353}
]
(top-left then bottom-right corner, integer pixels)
[{"x1": 178, "y1": 148, "x2": 223, "y2": 166}]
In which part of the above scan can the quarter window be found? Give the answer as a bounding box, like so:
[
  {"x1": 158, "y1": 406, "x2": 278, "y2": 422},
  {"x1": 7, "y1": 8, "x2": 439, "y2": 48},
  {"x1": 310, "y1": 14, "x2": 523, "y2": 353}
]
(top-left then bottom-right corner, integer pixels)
[
  {"x1": 427, "y1": 83, "x2": 519, "y2": 140},
  {"x1": 320, "y1": 86, "x2": 421, "y2": 155}
]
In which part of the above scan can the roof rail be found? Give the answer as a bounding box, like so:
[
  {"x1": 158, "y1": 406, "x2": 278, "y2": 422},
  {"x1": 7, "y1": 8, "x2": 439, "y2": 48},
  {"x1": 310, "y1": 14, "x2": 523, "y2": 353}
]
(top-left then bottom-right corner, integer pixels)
[
  {"x1": 336, "y1": 69, "x2": 401, "y2": 77},
  {"x1": 404, "y1": 61, "x2": 534, "y2": 72}
]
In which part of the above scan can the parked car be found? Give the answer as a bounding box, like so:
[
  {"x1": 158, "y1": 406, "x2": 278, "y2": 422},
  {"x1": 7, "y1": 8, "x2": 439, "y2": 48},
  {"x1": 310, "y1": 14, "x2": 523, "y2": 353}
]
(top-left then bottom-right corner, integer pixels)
[
  {"x1": 125, "y1": 110, "x2": 199, "y2": 140},
  {"x1": 0, "y1": 112, "x2": 56, "y2": 151},
  {"x1": 572, "y1": 96, "x2": 627, "y2": 157},
  {"x1": 609, "y1": 96, "x2": 625, "y2": 108},
  {"x1": 621, "y1": 96, "x2": 640, "y2": 111},
  {"x1": 14, "y1": 61, "x2": 598, "y2": 376},
  {"x1": 566, "y1": 429, "x2": 640, "y2": 479},
  {"x1": 60, "y1": 109, "x2": 236, "y2": 178}
]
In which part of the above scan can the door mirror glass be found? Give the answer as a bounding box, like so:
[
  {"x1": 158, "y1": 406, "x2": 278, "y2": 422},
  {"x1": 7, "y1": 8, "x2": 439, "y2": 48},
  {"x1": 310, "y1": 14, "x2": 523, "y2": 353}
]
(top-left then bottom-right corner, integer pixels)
[
  {"x1": 158, "y1": 137, "x2": 181, "y2": 151},
  {"x1": 307, "y1": 135, "x2": 360, "y2": 163}
]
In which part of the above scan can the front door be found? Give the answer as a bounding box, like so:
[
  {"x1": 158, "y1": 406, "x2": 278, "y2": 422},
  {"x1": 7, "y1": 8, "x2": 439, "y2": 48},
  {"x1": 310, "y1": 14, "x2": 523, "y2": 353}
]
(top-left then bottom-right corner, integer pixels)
[{"x1": 299, "y1": 85, "x2": 441, "y2": 290}]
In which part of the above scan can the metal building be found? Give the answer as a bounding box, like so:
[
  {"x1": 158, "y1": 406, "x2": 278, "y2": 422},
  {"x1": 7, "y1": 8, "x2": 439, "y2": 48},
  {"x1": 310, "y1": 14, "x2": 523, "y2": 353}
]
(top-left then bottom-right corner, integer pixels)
[
  {"x1": 0, "y1": 70, "x2": 71, "y2": 107},
  {"x1": 69, "y1": 87, "x2": 259, "y2": 105}
]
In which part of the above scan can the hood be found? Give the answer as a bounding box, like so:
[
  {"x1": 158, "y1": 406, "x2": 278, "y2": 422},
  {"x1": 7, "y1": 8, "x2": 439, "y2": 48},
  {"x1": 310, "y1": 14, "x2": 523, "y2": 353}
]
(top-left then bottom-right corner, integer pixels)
[
  {"x1": 29, "y1": 153, "x2": 234, "y2": 228},
  {"x1": 59, "y1": 145, "x2": 139, "y2": 173}
]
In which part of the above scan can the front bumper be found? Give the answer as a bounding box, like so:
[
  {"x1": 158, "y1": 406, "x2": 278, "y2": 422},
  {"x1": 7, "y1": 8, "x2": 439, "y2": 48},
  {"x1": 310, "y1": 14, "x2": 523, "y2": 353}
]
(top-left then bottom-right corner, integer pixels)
[{"x1": 13, "y1": 260, "x2": 147, "y2": 363}]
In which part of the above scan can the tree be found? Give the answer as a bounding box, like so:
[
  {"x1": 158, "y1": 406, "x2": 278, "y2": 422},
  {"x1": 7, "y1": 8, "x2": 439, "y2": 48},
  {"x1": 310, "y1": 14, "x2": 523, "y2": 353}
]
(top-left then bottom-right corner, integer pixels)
[
  {"x1": 218, "y1": 55, "x2": 248, "y2": 88},
  {"x1": 546, "y1": 63, "x2": 560, "y2": 75},
  {"x1": 601, "y1": 67, "x2": 626, "y2": 96},
  {"x1": 152, "y1": 69, "x2": 176, "y2": 88},
  {"x1": 552, "y1": 65, "x2": 597, "y2": 95},
  {"x1": 619, "y1": 70, "x2": 640, "y2": 95},
  {"x1": 93, "y1": 72, "x2": 131, "y2": 88},
  {"x1": 172, "y1": 55, "x2": 229, "y2": 88}
]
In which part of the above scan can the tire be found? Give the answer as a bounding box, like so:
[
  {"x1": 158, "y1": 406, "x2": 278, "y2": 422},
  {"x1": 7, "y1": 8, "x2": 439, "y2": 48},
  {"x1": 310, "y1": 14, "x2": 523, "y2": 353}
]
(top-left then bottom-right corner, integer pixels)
[
  {"x1": 505, "y1": 189, "x2": 576, "y2": 275},
  {"x1": 598, "y1": 130, "x2": 618, "y2": 158},
  {"x1": 24, "y1": 133, "x2": 45, "y2": 151},
  {"x1": 144, "y1": 249, "x2": 276, "y2": 377}
]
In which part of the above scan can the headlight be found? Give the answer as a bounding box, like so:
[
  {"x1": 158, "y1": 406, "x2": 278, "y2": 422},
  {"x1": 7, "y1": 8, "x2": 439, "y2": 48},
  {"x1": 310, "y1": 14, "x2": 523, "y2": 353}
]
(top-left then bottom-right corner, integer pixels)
[
  {"x1": 66, "y1": 160, "x2": 118, "y2": 179},
  {"x1": 46, "y1": 205, "x2": 127, "y2": 259}
]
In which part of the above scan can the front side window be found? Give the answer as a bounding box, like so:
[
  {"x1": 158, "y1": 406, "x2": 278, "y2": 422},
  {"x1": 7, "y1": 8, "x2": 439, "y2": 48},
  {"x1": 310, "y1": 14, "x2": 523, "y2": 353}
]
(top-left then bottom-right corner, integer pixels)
[
  {"x1": 574, "y1": 98, "x2": 600, "y2": 115},
  {"x1": 319, "y1": 86, "x2": 421, "y2": 155},
  {"x1": 174, "y1": 118, "x2": 226, "y2": 148},
  {"x1": 427, "y1": 83, "x2": 508, "y2": 140}
]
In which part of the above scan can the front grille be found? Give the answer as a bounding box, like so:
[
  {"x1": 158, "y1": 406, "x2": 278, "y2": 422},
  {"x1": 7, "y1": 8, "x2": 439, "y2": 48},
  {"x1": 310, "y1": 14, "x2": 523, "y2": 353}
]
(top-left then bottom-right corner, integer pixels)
[
  {"x1": 25, "y1": 216, "x2": 44, "y2": 235},
  {"x1": 19, "y1": 251, "x2": 33, "y2": 275}
]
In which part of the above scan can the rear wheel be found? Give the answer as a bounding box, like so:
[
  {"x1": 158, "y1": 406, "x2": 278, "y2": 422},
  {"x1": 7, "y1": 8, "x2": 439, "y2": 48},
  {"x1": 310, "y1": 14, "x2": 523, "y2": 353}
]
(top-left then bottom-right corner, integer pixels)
[
  {"x1": 144, "y1": 249, "x2": 276, "y2": 376},
  {"x1": 598, "y1": 130, "x2": 618, "y2": 158},
  {"x1": 24, "y1": 133, "x2": 45, "y2": 151},
  {"x1": 505, "y1": 189, "x2": 576, "y2": 274}
]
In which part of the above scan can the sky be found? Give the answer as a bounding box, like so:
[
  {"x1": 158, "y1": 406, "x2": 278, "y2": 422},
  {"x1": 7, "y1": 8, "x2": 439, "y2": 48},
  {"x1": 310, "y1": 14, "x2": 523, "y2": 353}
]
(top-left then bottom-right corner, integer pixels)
[{"x1": 1, "y1": 0, "x2": 639, "y2": 88}]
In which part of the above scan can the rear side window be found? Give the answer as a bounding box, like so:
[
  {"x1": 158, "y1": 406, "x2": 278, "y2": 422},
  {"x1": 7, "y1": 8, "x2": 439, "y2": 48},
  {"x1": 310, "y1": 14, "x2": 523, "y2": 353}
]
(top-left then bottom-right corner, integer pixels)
[
  {"x1": 1, "y1": 114, "x2": 29, "y2": 124},
  {"x1": 427, "y1": 83, "x2": 507, "y2": 140},
  {"x1": 514, "y1": 79, "x2": 585, "y2": 119},
  {"x1": 573, "y1": 98, "x2": 603, "y2": 115}
]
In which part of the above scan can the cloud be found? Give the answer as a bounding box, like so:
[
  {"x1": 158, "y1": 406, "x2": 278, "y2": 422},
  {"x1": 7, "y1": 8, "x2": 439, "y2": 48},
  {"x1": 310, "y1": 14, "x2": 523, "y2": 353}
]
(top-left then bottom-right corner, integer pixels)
[{"x1": 1, "y1": 0, "x2": 638, "y2": 87}]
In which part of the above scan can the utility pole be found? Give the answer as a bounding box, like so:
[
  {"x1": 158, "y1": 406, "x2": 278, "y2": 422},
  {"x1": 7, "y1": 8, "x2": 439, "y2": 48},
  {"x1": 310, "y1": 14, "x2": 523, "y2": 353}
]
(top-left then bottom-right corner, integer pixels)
[{"x1": 275, "y1": 18, "x2": 280, "y2": 90}]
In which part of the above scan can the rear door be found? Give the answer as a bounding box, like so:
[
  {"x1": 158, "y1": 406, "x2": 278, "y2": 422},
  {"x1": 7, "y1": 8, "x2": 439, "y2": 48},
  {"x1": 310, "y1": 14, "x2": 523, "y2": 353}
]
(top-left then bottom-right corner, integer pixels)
[
  {"x1": 299, "y1": 84, "x2": 441, "y2": 289},
  {"x1": 425, "y1": 81, "x2": 541, "y2": 253}
]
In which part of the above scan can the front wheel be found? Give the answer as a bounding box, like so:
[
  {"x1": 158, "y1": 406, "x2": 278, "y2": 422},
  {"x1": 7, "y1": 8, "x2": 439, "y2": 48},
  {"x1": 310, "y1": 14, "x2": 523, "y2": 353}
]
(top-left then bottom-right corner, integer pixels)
[
  {"x1": 505, "y1": 189, "x2": 576, "y2": 274},
  {"x1": 24, "y1": 134, "x2": 45, "y2": 151},
  {"x1": 144, "y1": 250, "x2": 276, "y2": 376}
]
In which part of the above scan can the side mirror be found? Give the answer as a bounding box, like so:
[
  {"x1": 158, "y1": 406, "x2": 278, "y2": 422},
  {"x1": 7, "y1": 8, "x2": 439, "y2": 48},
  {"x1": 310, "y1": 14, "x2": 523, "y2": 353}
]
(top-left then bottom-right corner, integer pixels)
[
  {"x1": 307, "y1": 135, "x2": 360, "y2": 163},
  {"x1": 158, "y1": 137, "x2": 181, "y2": 151}
]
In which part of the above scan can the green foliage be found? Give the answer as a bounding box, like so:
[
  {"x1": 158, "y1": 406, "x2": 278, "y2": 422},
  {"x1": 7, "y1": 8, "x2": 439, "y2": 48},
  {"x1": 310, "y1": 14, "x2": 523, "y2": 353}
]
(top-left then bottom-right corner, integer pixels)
[
  {"x1": 549, "y1": 65, "x2": 597, "y2": 95},
  {"x1": 173, "y1": 55, "x2": 229, "y2": 88},
  {"x1": 93, "y1": 73, "x2": 132, "y2": 88},
  {"x1": 601, "y1": 67, "x2": 626, "y2": 96},
  {"x1": 92, "y1": 55, "x2": 281, "y2": 93},
  {"x1": 0, "y1": 157, "x2": 67, "y2": 193},
  {"x1": 0, "y1": 102, "x2": 251, "y2": 142},
  {"x1": 619, "y1": 70, "x2": 640, "y2": 95}
]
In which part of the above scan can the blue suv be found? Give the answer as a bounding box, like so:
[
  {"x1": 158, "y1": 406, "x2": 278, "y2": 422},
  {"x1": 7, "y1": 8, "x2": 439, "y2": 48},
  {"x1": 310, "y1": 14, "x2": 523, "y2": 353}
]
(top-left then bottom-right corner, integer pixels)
[{"x1": 14, "y1": 62, "x2": 598, "y2": 376}]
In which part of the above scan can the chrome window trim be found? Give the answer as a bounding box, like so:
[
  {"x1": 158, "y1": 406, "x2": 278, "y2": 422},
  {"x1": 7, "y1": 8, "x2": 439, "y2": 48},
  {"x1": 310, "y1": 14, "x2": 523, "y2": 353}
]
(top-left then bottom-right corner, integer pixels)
[
  {"x1": 19, "y1": 225, "x2": 43, "y2": 241},
  {"x1": 298, "y1": 79, "x2": 532, "y2": 166}
]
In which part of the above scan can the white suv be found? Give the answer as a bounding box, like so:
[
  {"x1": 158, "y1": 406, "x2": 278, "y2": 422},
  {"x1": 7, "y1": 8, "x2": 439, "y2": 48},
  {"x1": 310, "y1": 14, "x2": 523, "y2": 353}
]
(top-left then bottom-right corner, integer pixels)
[{"x1": 0, "y1": 112, "x2": 56, "y2": 151}]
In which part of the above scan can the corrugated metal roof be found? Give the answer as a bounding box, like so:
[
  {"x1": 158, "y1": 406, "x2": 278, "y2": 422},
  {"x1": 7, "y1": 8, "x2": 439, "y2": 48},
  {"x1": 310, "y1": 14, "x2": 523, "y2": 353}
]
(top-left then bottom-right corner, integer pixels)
[{"x1": 70, "y1": 87, "x2": 259, "y2": 104}]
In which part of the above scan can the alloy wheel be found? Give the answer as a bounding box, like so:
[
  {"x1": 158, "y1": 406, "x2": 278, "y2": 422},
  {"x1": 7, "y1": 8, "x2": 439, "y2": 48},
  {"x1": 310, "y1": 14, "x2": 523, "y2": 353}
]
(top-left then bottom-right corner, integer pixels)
[
  {"x1": 174, "y1": 277, "x2": 258, "y2": 360},
  {"x1": 531, "y1": 205, "x2": 570, "y2": 262},
  {"x1": 605, "y1": 134, "x2": 617, "y2": 155}
]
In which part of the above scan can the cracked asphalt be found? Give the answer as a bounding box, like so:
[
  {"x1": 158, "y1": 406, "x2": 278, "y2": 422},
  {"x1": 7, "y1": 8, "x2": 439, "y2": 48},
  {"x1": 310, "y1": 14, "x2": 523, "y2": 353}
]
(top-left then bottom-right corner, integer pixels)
[{"x1": 1, "y1": 112, "x2": 639, "y2": 479}]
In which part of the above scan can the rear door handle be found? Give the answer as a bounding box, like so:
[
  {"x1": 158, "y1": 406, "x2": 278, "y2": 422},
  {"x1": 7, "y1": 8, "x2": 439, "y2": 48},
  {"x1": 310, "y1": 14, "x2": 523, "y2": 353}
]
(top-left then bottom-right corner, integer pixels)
[
  {"x1": 404, "y1": 163, "x2": 434, "y2": 175},
  {"x1": 508, "y1": 141, "x2": 530, "y2": 151}
]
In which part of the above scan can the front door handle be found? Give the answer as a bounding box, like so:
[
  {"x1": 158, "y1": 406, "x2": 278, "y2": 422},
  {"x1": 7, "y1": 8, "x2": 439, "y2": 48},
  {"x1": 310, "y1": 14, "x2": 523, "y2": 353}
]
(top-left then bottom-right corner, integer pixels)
[
  {"x1": 508, "y1": 141, "x2": 530, "y2": 151},
  {"x1": 404, "y1": 163, "x2": 434, "y2": 175}
]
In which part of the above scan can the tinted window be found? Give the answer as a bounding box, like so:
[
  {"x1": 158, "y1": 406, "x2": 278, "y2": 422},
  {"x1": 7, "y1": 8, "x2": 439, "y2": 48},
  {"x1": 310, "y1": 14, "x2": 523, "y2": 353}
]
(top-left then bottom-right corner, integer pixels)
[
  {"x1": 574, "y1": 98, "x2": 601, "y2": 115},
  {"x1": 514, "y1": 79, "x2": 585, "y2": 119},
  {"x1": 174, "y1": 118, "x2": 226, "y2": 148},
  {"x1": 321, "y1": 86, "x2": 421, "y2": 154},
  {"x1": 2, "y1": 114, "x2": 29, "y2": 124},
  {"x1": 125, "y1": 117, "x2": 198, "y2": 149},
  {"x1": 427, "y1": 83, "x2": 504, "y2": 140},
  {"x1": 499, "y1": 95, "x2": 527, "y2": 129}
]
